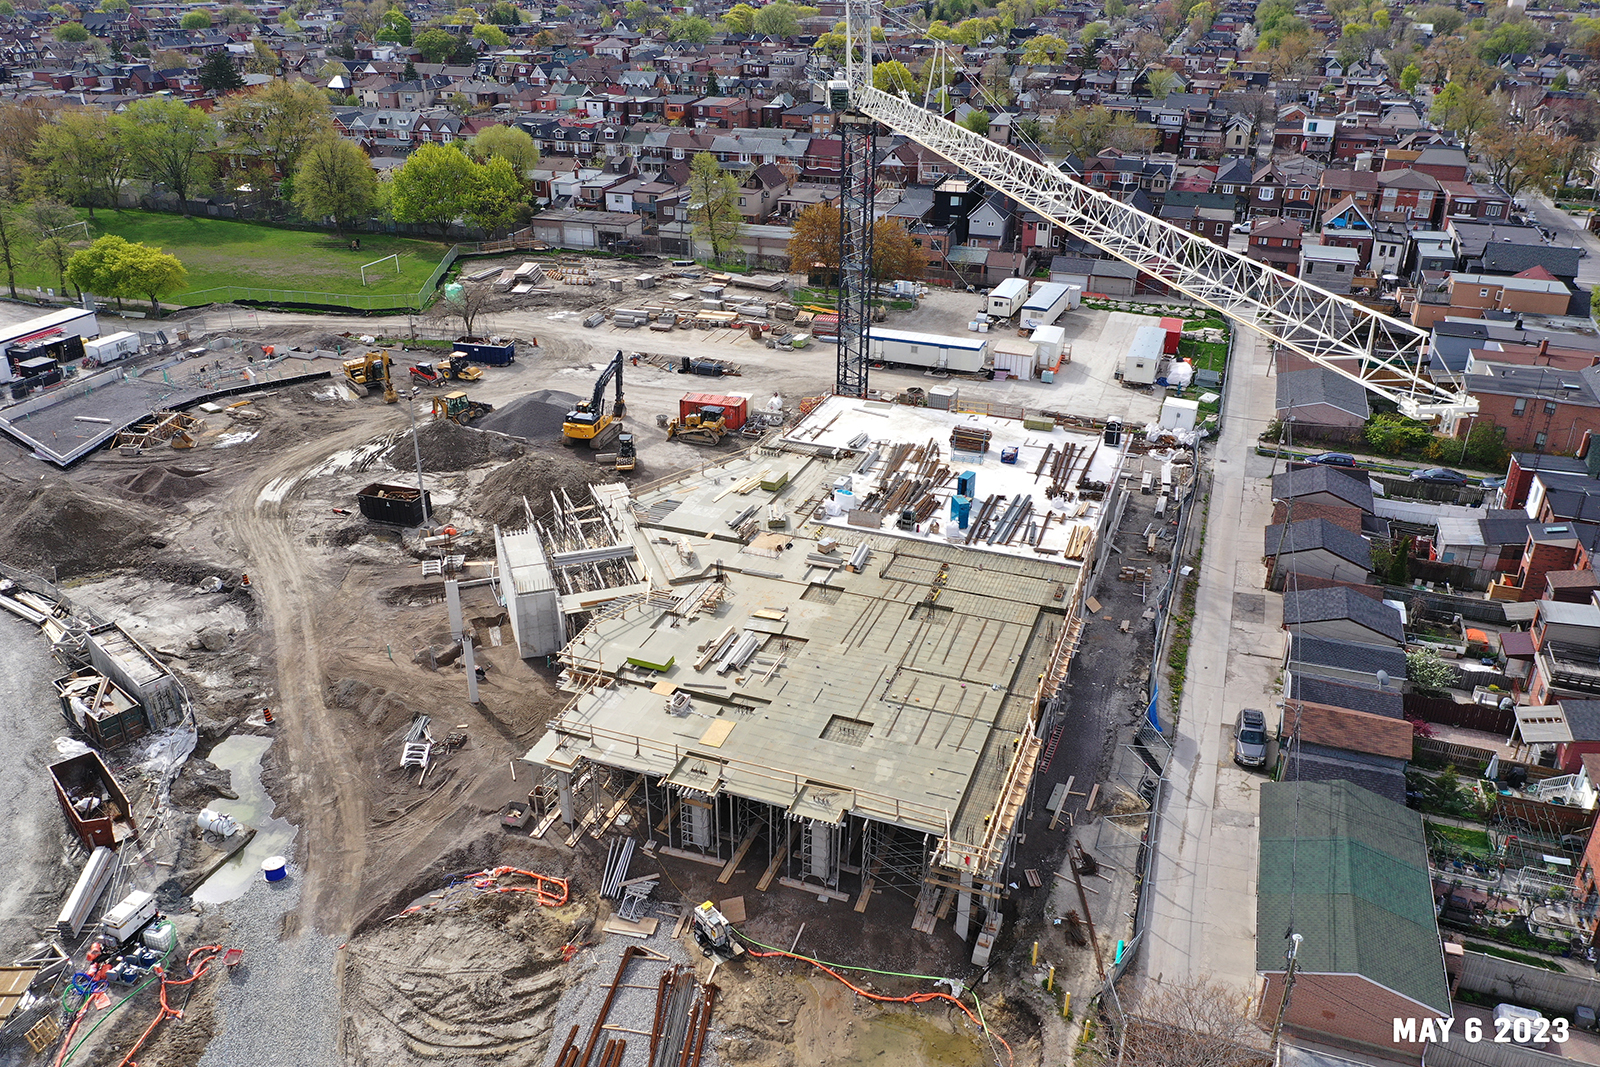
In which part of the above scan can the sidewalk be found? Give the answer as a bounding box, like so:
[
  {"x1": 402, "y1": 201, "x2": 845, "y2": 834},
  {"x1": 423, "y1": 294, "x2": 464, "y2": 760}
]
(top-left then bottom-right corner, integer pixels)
[{"x1": 1140, "y1": 326, "x2": 1285, "y2": 994}]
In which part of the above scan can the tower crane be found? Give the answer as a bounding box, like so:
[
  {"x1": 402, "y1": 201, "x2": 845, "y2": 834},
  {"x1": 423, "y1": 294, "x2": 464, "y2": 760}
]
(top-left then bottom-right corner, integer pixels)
[{"x1": 830, "y1": 0, "x2": 1477, "y2": 423}]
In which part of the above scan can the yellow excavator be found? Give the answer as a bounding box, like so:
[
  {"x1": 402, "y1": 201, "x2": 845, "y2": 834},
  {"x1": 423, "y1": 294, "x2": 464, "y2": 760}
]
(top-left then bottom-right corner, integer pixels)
[
  {"x1": 342, "y1": 350, "x2": 398, "y2": 403},
  {"x1": 562, "y1": 350, "x2": 625, "y2": 449}
]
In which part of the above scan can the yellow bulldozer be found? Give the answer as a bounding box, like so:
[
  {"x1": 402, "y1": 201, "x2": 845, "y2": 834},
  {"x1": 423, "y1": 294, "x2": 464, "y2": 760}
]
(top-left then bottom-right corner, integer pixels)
[
  {"x1": 665, "y1": 406, "x2": 727, "y2": 446},
  {"x1": 342, "y1": 350, "x2": 398, "y2": 403}
]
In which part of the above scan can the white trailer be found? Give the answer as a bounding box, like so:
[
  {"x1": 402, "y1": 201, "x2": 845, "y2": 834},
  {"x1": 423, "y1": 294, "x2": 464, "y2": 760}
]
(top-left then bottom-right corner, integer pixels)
[
  {"x1": 1123, "y1": 325, "x2": 1167, "y2": 385},
  {"x1": 986, "y1": 278, "x2": 1029, "y2": 319},
  {"x1": 868, "y1": 328, "x2": 988, "y2": 373},
  {"x1": 0, "y1": 308, "x2": 99, "y2": 383},
  {"x1": 83, "y1": 331, "x2": 140, "y2": 365},
  {"x1": 1020, "y1": 283, "x2": 1073, "y2": 329},
  {"x1": 1031, "y1": 324, "x2": 1068, "y2": 366},
  {"x1": 990, "y1": 339, "x2": 1036, "y2": 381}
]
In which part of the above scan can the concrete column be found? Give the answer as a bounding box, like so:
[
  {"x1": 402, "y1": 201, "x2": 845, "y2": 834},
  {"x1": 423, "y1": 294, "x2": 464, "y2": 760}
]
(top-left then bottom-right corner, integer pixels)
[
  {"x1": 954, "y1": 871, "x2": 974, "y2": 941},
  {"x1": 558, "y1": 771, "x2": 574, "y2": 825}
]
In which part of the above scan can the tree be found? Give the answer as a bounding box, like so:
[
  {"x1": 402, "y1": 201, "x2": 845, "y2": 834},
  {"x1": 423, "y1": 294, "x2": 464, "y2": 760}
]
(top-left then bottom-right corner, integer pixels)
[
  {"x1": 121, "y1": 97, "x2": 216, "y2": 211},
  {"x1": 1429, "y1": 81, "x2": 1494, "y2": 151},
  {"x1": 872, "y1": 218, "x2": 920, "y2": 283},
  {"x1": 29, "y1": 108, "x2": 127, "y2": 217},
  {"x1": 668, "y1": 14, "x2": 712, "y2": 41},
  {"x1": 752, "y1": 0, "x2": 807, "y2": 36},
  {"x1": 1478, "y1": 18, "x2": 1540, "y2": 65},
  {"x1": 65, "y1": 234, "x2": 136, "y2": 307},
  {"x1": 20, "y1": 197, "x2": 81, "y2": 296},
  {"x1": 785, "y1": 201, "x2": 840, "y2": 288},
  {"x1": 722, "y1": 1, "x2": 755, "y2": 32},
  {"x1": 199, "y1": 51, "x2": 244, "y2": 93},
  {"x1": 1235, "y1": 22, "x2": 1257, "y2": 50},
  {"x1": 1416, "y1": 4, "x2": 1463, "y2": 34},
  {"x1": 180, "y1": 9, "x2": 210, "y2": 27},
  {"x1": 376, "y1": 7, "x2": 412, "y2": 43},
  {"x1": 390, "y1": 143, "x2": 476, "y2": 232},
  {"x1": 1462, "y1": 422, "x2": 1509, "y2": 472},
  {"x1": 1047, "y1": 105, "x2": 1156, "y2": 157},
  {"x1": 414, "y1": 28, "x2": 458, "y2": 63},
  {"x1": 464, "y1": 154, "x2": 522, "y2": 235},
  {"x1": 472, "y1": 22, "x2": 508, "y2": 46},
  {"x1": 215, "y1": 80, "x2": 333, "y2": 183},
  {"x1": 292, "y1": 136, "x2": 377, "y2": 233},
  {"x1": 466, "y1": 124, "x2": 538, "y2": 177},
  {"x1": 219, "y1": 3, "x2": 257, "y2": 25},
  {"x1": 1082, "y1": 978, "x2": 1264, "y2": 1067},
  {"x1": 1407, "y1": 648, "x2": 1456, "y2": 692},
  {"x1": 487, "y1": 2, "x2": 517, "y2": 24},
  {"x1": 958, "y1": 109, "x2": 990, "y2": 135},
  {"x1": 120, "y1": 241, "x2": 187, "y2": 316},
  {"x1": 53, "y1": 22, "x2": 87, "y2": 40},
  {"x1": 686, "y1": 152, "x2": 741, "y2": 266},
  {"x1": 0, "y1": 102, "x2": 46, "y2": 197},
  {"x1": 1400, "y1": 62, "x2": 1421, "y2": 93},
  {"x1": 705, "y1": 71, "x2": 720, "y2": 96},
  {"x1": 1021, "y1": 32, "x2": 1072, "y2": 65},
  {"x1": 0, "y1": 191, "x2": 23, "y2": 299},
  {"x1": 873, "y1": 59, "x2": 916, "y2": 95},
  {"x1": 1145, "y1": 66, "x2": 1180, "y2": 99},
  {"x1": 245, "y1": 39, "x2": 279, "y2": 74}
]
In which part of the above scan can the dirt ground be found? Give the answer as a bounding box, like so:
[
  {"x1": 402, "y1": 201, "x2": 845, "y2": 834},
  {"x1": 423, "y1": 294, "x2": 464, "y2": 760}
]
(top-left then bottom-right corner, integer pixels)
[{"x1": 0, "y1": 267, "x2": 1186, "y2": 1066}]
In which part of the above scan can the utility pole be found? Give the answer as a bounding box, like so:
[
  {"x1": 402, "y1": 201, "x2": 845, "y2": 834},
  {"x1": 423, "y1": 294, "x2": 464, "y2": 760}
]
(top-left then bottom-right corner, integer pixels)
[
  {"x1": 1269, "y1": 932, "x2": 1303, "y2": 1052},
  {"x1": 406, "y1": 388, "x2": 430, "y2": 526}
]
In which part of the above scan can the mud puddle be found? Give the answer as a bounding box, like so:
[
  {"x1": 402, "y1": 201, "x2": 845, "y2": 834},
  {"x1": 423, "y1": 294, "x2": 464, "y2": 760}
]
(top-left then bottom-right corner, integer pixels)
[{"x1": 192, "y1": 734, "x2": 296, "y2": 904}]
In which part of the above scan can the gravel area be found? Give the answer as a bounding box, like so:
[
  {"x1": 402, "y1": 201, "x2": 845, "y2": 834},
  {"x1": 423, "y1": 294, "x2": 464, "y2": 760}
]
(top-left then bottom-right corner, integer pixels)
[
  {"x1": 545, "y1": 911, "x2": 716, "y2": 1067},
  {"x1": 198, "y1": 871, "x2": 340, "y2": 1067},
  {"x1": 476, "y1": 389, "x2": 580, "y2": 441}
]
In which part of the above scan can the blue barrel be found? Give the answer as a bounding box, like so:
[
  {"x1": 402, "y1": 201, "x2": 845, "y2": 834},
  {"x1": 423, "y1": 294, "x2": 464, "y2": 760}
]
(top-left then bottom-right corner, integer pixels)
[{"x1": 262, "y1": 856, "x2": 288, "y2": 882}]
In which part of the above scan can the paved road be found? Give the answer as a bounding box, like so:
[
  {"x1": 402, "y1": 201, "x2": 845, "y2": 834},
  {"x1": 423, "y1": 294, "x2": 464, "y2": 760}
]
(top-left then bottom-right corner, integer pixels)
[
  {"x1": 1522, "y1": 191, "x2": 1600, "y2": 289},
  {"x1": 1140, "y1": 325, "x2": 1284, "y2": 997}
]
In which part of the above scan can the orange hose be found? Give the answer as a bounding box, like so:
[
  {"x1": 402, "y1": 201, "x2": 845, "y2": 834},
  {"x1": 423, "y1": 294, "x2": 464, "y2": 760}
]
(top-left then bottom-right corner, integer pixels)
[
  {"x1": 116, "y1": 946, "x2": 229, "y2": 1067},
  {"x1": 745, "y1": 947, "x2": 1013, "y2": 1067}
]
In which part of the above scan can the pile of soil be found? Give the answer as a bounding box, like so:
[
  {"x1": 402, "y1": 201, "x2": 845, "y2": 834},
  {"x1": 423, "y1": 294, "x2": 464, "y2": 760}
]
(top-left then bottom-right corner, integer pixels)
[
  {"x1": 0, "y1": 478, "x2": 165, "y2": 577},
  {"x1": 473, "y1": 450, "x2": 618, "y2": 530},
  {"x1": 120, "y1": 464, "x2": 217, "y2": 507},
  {"x1": 381, "y1": 419, "x2": 525, "y2": 473},
  {"x1": 475, "y1": 389, "x2": 580, "y2": 443}
]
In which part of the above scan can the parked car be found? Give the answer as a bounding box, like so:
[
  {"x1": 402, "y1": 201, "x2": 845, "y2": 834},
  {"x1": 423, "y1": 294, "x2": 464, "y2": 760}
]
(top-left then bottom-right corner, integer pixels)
[
  {"x1": 1305, "y1": 452, "x2": 1357, "y2": 467},
  {"x1": 1480, "y1": 476, "x2": 1506, "y2": 490},
  {"x1": 1234, "y1": 709, "x2": 1268, "y2": 768},
  {"x1": 1231, "y1": 222, "x2": 1252, "y2": 234},
  {"x1": 1411, "y1": 467, "x2": 1468, "y2": 483}
]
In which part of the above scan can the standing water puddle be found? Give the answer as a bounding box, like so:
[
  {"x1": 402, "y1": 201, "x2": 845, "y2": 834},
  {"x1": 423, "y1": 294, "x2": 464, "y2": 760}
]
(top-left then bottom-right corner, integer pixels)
[{"x1": 192, "y1": 735, "x2": 297, "y2": 904}]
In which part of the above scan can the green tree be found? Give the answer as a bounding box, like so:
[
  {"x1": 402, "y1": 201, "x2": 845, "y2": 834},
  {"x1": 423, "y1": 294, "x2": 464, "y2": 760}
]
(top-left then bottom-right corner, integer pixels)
[
  {"x1": 669, "y1": 14, "x2": 712, "y2": 41},
  {"x1": 28, "y1": 108, "x2": 127, "y2": 217},
  {"x1": 1429, "y1": 82, "x2": 1494, "y2": 151},
  {"x1": 390, "y1": 142, "x2": 476, "y2": 232},
  {"x1": 376, "y1": 7, "x2": 412, "y2": 43},
  {"x1": 65, "y1": 234, "x2": 137, "y2": 307},
  {"x1": 487, "y1": 1, "x2": 517, "y2": 24},
  {"x1": 552, "y1": 4, "x2": 570, "y2": 15},
  {"x1": 121, "y1": 96, "x2": 216, "y2": 211},
  {"x1": 872, "y1": 59, "x2": 916, "y2": 94},
  {"x1": 180, "y1": 9, "x2": 210, "y2": 28},
  {"x1": 1363, "y1": 413, "x2": 1434, "y2": 455},
  {"x1": 722, "y1": 1, "x2": 754, "y2": 32},
  {"x1": 1478, "y1": 19, "x2": 1540, "y2": 64},
  {"x1": 1144, "y1": 67, "x2": 1179, "y2": 99},
  {"x1": 752, "y1": 0, "x2": 807, "y2": 36},
  {"x1": 1461, "y1": 423, "x2": 1509, "y2": 472},
  {"x1": 471, "y1": 22, "x2": 509, "y2": 45},
  {"x1": 465, "y1": 154, "x2": 522, "y2": 235},
  {"x1": 958, "y1": 109, "x2": 990, "y2": 134},
  {"x1": 292, "y1": 136, "x2": 377, "y2": 233},
  {"x1": 1407, "y1": 649, "x2": 1456, "y2": 693},
  {"x1": 120, "y1": 241, "x2": 188, "y2": 316},
  {"x1": 20, "y1": 197, "x2": 80, "y2": 296},
  {"x1": 215, "y1": 80, "x2": 332, "y2": 182},
  {"x1": 1021, "y1": 33, "x2": 1072, "y2": 65},
  {"x1": 414, "y1": 27, "x2": 459, "y2": 63},
  {"x1": 99, "y1": 0, "x2": 128, "y2": 9},
  {"x1": 219, "y1": 4, "x2": 256, "y2": 25},
  {"x1": 686, "y1": 151, "x2": 741, "y2": 266},
  {"x1": 1400, "y1": 63, "x2": 1420, "y2": 94},
  {"x1": 199, "y1": 51, "x2": 244, "y2": 93},
  {"x1": 467, "y1": 123, "x2": 539, "y2": 177},
  {"x1": 53, "y1": 22, "x2": 88, "y2": 41},
  {"x1": 1415, "y1": 4, "x2": 1463, "y2": 34},
  {"x1": 705, "y1": 71, "x2": 720, "y2": 95}
]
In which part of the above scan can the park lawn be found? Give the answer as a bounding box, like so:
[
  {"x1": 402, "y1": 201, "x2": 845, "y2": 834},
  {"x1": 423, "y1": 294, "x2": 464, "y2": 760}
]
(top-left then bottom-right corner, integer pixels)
[{"x1": 15, "y1": 211, "x2": 451, "y2": 304}]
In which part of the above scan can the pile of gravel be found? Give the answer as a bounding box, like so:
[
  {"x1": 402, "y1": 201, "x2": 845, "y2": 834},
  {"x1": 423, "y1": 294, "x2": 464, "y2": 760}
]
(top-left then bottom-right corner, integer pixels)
[
  {"x1": 476, "y1": 389, "x2": 581, "y2": 443},
  {"x1": 198, "y1": 875, "x2": 340, "y2": 1067},
  {"x1": 380, "y1": 418, "x2": 525, "y2": 473}
]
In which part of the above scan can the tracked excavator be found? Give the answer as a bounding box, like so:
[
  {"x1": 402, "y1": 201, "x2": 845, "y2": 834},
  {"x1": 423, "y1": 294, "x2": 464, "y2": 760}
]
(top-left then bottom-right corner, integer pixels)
[
  {"x1": 342, "y1": 350, "x2": 398, "y2": 403},
  {"x1": 562, "y1": 350, "x2": 626, "y2": 450}
]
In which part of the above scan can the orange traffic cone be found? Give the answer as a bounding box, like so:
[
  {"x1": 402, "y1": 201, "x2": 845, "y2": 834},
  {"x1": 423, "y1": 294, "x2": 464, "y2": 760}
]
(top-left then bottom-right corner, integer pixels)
[
  {"x1": 240, "y1": 573, "x2": 251, "y2": 587},
  {"x1": 263, "y1": 708, "x2": 274, "y2": 725}
]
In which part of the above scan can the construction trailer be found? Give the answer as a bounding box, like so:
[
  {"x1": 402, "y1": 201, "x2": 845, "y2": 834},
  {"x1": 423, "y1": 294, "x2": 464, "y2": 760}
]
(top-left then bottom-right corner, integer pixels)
[
  {"x1": 867, "y1": 328, "x2": 988, "y2": 373},
  {"x1": 1019, "y1": 283, "x2": 1074, "y2": 330},
  {"x1": 83, "y1": 331, "x2": 140, "y2": 366},
  {"x1": 986, "y1": 278, "x2": 1029, "y2": 319},
  {"x1": 1123, "y1": 325, "x2": 1167, "y2": 386},
  {"x1": 521, "y1": 396, "x2": 1126, "y2": 947},
  {"x1": 0, "y1": 308, "x2": 98, "y2": 385}
]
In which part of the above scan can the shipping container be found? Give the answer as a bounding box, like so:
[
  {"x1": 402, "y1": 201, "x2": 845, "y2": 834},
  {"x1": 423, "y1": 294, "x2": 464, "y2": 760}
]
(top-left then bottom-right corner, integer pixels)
[
  {"x1": 0, "y1": 308, "x2": 98, "y2": 384},
  {"x1": 868, "y1": 328, "x2": 988, "y2": 373},
  {"x1": 1159, "y1": 317, "x2": 1184, "y2": 355},
  {"x1": 1123, "y1": 325, "x2": 1167, "y2": 385},
  {"x1": 990, "y1": 339, "x2": 1037, "y2": 382},
  {"x1": 1020, "y1": 283, "x2": 1073, "y2": 329},
  {"x1": 986, "y1": 278, "x2": 1029, "y2": 319},
  {"x1": 680, "y1": 392, "x2": 748, "y2": 430}
]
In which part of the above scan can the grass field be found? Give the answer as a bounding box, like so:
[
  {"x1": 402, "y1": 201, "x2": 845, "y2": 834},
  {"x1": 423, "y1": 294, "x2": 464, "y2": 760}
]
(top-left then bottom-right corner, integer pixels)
[{"x1": 12, "y1": 211, "x2": 452, "y2": 306}]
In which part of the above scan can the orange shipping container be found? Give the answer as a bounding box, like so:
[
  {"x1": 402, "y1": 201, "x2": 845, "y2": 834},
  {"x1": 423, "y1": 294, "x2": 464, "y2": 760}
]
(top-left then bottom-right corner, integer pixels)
[{"x1": 680, "y1": 392, "x2": 748, "y2": 430}]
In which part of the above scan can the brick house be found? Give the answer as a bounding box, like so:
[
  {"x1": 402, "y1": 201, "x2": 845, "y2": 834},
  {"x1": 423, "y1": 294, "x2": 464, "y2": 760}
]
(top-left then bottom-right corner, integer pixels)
[
  {"x1": 1158, "y1": 202, "x2": 1230, "y2": 246},
  {"x1": 1247, "y1": 217, "x2": 1303, "y2": 275},
  {"x1": 690, "y1": 96, "x2": 752, "y2": 129},
  {"x1": 1318, "y1": 167, "x2": 1379, "y2": 216},
  {"x1": 1376, "y1": 168, "x2": 1442, "y2": 226},
  {"x1": 1257, "y1": 781, "x2": 1451, "y2": 1059}
]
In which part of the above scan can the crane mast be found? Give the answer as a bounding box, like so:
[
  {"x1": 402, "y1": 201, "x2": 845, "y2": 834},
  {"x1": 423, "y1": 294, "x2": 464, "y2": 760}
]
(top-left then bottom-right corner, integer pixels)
[{"x1": 831, "y1": 0, "x2": 1476, "y2": 422}]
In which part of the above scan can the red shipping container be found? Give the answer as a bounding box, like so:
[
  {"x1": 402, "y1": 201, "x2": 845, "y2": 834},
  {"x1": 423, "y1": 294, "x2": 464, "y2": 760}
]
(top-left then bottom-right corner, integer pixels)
[
  {"x1": 680, "y1": 392, "x2": 748, "y2": 430},
  {"x1": 1159, "y1": 317, "x2": 1183, "y2": 355}
]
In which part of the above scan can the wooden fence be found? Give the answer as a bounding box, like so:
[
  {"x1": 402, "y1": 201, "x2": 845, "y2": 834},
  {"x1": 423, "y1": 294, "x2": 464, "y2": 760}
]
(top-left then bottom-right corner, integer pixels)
[{"x1": 1406, "y1": 694, "x2": 1516, "y2": 734}]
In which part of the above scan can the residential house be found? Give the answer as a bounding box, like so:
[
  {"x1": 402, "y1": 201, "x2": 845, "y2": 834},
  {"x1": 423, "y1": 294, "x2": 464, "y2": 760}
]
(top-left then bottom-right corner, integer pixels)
[
  {"x1": 1528, "y1": 601, "x2": 1600, "y2": 705},
  {"x1": 1281, "y1": 586, "x2": 1404, "y2": 644},
  {"x1": 1440, "y1": 181, "x2": 1511, "y2": 223},
  {"x1": 1319, "y1": 196, "x2": 1377, "y2": 271},
  {"x1": 1158, "y1": 202, "x2": 1231, "y2": 246},
  {"x1": 1375, "y1": 168, "x2": 1442, "y2": 226},
  {"x1": 1275, "y1": 366, "x2": 1371, "y2": 428},
  {"x1": 1277, "y1": 699, "x2": 1414, "y2": 804},
  {"x1": 1408, "y1": 270, "x2": 1572, "y2": 329},
  {"x1": 1318, "y1": 167, "x2": 1380, "y2": 216},
  {"x1": 1286, "y1": 633, "x2": 1409, "y2": 692},
  {"x1": 1273, "y1": 465, "x2": 1375, "y2": 512},
  {"x1": 1256, "y1": 781, "x2": 1451, "y2": 1056},
  {"x1": 1490, "y1": 523, "x2": 1600, "y2": 603},
  {"x1": 1286, "y1": 673, "x2": 1407, "y2": 718},
  {"x1": 1463, "y1": 362, "x2": 1600, "y2": 454},
  {"x1": 735, "y1": 163, "x2": 792, "y2": 223},
  {"x1": 1300, "y1": 244, "x2": 1360, "y2": 295},
  {"x1": 1247, "y1": 217, "x2": 1303, "y2": 275},
  {"x1": 690, "y1": 96, "x2": 753, "y2": 129},
  {"x1": 966, "y1": 190, "x2": 1014, "y2": 250}
]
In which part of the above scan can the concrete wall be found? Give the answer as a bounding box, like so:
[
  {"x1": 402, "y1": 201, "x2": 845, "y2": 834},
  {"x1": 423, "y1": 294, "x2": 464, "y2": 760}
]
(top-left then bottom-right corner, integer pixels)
[
  {"x1": 1457, "y1": 950, "x2": 1600, "y2": 1016},
  {"x1": 495, "y1": 527, "x2": 564, "y2": 659}
]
